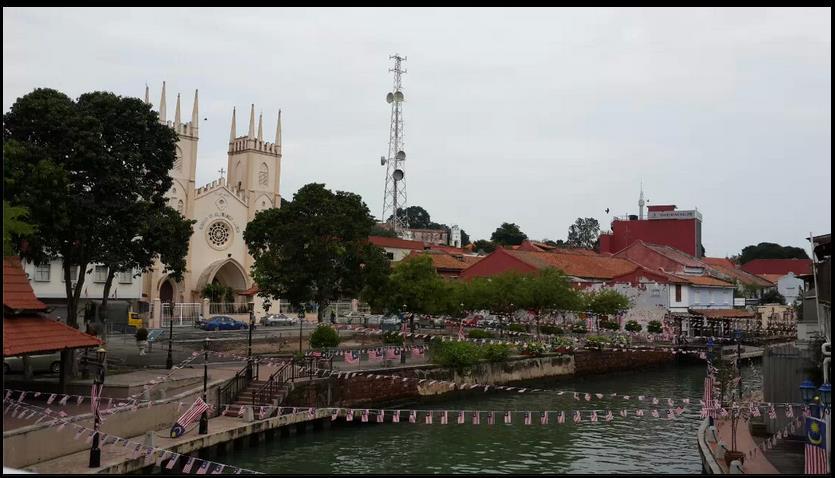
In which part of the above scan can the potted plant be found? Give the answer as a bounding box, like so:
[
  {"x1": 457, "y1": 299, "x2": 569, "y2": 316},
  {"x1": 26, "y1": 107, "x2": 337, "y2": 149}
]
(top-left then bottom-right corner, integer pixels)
[
  {"x1": 624, "y1": 320, "x2": 642, "y2": 333},
  {"x1": 135, "y1": 327, "x2": 149, "y2": 355},
  {"x1": 551, "y1": 336, "x2": 573, "y2": 354}
]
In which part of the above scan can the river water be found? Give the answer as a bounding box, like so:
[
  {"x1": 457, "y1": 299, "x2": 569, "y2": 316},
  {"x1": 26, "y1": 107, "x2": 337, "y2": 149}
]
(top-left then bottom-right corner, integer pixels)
[{"x1": 221, "y1": 361, "x2": 762, "y2": 474}]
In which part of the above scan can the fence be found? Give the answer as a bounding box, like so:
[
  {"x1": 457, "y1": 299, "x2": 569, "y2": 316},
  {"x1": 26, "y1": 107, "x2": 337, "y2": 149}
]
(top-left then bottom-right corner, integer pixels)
[
  {"x1": 277, "y1": 301, "x2": 371, "y2": 316},
  {"x1": 162, "y1": 303, "x2": 202, "y2": 326},
  {"x1": 209, "y1": 302, "x2": 250, "y2": 315}
]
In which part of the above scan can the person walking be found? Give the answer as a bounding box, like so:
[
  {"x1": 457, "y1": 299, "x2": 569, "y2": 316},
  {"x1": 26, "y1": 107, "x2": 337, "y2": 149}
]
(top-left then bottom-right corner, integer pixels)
[{"x1": 330, "y1": 310, "x2": 336, "y2": 325}]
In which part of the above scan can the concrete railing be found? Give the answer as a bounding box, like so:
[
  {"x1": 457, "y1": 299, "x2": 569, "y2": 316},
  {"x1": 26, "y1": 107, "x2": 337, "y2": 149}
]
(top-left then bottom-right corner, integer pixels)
[{"x1": 697, "y1": 418, "x2": 724, "y2": 475}]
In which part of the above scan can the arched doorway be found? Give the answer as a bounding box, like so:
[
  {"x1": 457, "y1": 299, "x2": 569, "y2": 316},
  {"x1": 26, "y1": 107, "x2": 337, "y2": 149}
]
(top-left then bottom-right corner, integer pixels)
[
  {"x1": 160, "y1": 280, "x2": 174, "y2": 303},
  {"x1": 196, "y1": 259, "x2": 249, "y2": 314}
]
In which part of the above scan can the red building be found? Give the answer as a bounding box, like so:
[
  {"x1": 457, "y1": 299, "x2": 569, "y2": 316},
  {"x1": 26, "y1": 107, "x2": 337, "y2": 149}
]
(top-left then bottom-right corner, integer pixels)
[
  {"x1": 740, "y1": 258, "x2": 812, "y2": 276},
  {"x1": 598, "y1": 204, "x2": 703, "y2": 257}
]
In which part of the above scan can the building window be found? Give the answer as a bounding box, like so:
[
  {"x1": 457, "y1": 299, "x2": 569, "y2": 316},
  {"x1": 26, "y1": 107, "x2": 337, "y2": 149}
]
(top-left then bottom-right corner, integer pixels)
[
  {"x1": 675, "y1": 284, "x2": 682, "y2": 302},
  {"x1": 62, "y1": 263, "x2": 80, "y2": 282},
  {"x1": 94, "y1": 265, "x2": 109, "y2": 283},
  {"x1": 651, "y1": 286, "x2": 661, "y2": 297},
  {"x1": 119, "y1": 270, "x2": 133, "y2": 284},
  {"x1": 34, "y1": 263, "x2": 51, "y2": 282},
  {"x1": 259, "y1": 163, "x2": 269, "y2": 187},
  {"x1": 386, "y1": 252, "x2": 394, "y2": 260},
  {"x1": 207, "y1": 220, "x2": 232, "y2": 250}
]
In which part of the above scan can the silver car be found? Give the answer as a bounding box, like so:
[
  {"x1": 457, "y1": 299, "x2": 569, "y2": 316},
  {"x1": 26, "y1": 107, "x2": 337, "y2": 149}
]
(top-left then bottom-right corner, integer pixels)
[
  {"x1": 4, "y1": 352, "x2": 62, "y2": 374},
  {"x1": 262, "y1": 314, "x2": 298, "y2": 326}
]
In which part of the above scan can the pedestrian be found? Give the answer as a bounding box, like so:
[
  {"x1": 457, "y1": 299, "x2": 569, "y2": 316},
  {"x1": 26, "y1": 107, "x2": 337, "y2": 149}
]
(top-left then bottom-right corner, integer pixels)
[{"x1": 330, "y1": 310, "x2": 336, "y2": 325}]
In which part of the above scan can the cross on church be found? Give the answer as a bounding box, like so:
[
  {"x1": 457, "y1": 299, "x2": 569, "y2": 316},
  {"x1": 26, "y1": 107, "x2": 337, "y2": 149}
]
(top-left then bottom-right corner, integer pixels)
[{"x1": 218, "y1": 168, "x2": 225, "y2": 178}]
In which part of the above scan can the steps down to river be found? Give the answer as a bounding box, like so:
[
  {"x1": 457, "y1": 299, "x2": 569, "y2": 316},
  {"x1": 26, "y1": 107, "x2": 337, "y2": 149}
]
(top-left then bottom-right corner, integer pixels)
[{"x1": 221, "y1": 380, "x2": 289, "y2": 417}]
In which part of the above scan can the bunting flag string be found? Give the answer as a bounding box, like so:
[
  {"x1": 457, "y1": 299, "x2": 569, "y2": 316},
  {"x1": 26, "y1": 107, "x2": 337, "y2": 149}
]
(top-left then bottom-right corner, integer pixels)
[{"x1": 3, "y1": 399, "x2": 262, "y2": 474}]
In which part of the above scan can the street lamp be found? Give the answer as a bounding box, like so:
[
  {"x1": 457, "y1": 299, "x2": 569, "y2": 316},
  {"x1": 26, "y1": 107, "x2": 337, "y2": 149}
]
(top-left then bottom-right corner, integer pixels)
[
  {"x1": 818, "y1": 383, "x2": 831, "y2": 410},
  {"x1": 166, "y1": 301, "x2": 175, "y2": 370},
  {"x1": 247, "y1": 302, "x2": 255, "y2": 380},
  {"x1": 199, "y1": 338, "x2": 209, "y2": 435},
  {"x1": 89, "y1": 346, "x2": 107, "y2": 468},
  {"x1": 298, "y1": 306, "x2": 305, "y2": 355},
  {"x1": 401, "y1": 304, "x2": 407, "y2": 364}
]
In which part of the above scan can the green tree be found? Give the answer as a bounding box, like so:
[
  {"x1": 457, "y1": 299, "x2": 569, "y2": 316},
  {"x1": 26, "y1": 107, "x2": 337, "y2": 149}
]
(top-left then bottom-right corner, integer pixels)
[
  {"x1": 739, "y1": 242, "x2": 809, "y2": 264},
  {"x1": 381, "y1": 255, "x2": 447, "y2": 314},
  {"x1": 460, "y1": 230, "x2": 470, "y2": 246},
  {"x1": 387, "y1": 206, "x2": 432, "y2": 229},
  {"x1": 566, "y1": 217, "x2": 600, "y2": 249},
  {"x1": 370, "y1": 225, "x2": 398, "y2": 238},
  {"x1": 3, "y1": 201, "x2": 36, "y2": 256},
  {"x1": 583, "y1": 289, "x2": 631, "y2": 315},
  {"x1": 244, "y1": 183, "x2": 385, "y2": 322},
  {"x1": 760, "y1": 289, "x2": 786, "y2": 305},
  {"x1": 309, "y1": 325, "x2": 341, "y2": 348},
  {"x1": 4, "y1": 88, "x2": 179, "y2": 329},
  {"x1": 491, "y1": 222, "x2": 527, "y2": 246},
  {"x1": 472, "y1": 239, "x2": 496, "y2": 254}
]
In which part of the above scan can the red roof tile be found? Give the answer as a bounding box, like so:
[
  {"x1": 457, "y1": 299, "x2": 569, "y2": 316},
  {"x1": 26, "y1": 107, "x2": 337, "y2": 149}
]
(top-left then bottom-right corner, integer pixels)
[
  {"x1": 740, "y1": 259, "x2": 812, "y2": 276},
  {"x1": 506, "y1": 250, "x2": 639, "y2": 280},
  {"x1": 4, "y1": 315, "x2": 102, "y2": 357},
  {"x1": 406, "y1": 250, "x2": 469, "y2": 271},
  {"x1": 670, "y1": 273, "x2": 734, "y2": 287},
  {"x1": 368, "y1": 236, "x2": 427, "y2": 250},
  {"x1": 757, "y1": 274, "x2": 783, "y2": 285},
  {"x1": 639, "y1": 242, "x2": 705, "y2": 268},
  {"x1": 3, "y1": 257, "x2": 48, "y2": 312},
  {"x1": 707, "y1": 264, "x2": 774, "y2": 288},
  {"x1": 703, "y1": 257, "x2": 737, "y2": 269},
  {"x1": 428, "y1": 244, "x2": 466, "y2": 254},
  {"x1": 237, "y1": 285, "x2": 259, "y2": 296}
]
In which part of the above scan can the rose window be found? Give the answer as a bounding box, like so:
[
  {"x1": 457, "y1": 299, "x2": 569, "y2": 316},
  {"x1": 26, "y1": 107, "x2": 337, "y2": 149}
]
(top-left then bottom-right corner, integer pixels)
[{"x1": 207, "y1": 221, "x2": 231, "y2": 249}]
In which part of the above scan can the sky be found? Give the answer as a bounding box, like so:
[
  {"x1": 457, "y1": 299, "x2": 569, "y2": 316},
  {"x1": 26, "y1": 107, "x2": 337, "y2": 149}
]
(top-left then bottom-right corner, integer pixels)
[{"x1": 3, "y1": 7, "x2": 831, "y2": 257}]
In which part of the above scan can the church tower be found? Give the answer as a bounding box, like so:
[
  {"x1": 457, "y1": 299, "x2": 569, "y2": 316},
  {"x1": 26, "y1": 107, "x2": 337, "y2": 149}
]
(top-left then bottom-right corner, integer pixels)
[
  {"x1": 226, "y1": 104, "x2": 283, "y2": 221},
  {"x1": 147, "y1": 81, "x2": 200, "y2": 219}
]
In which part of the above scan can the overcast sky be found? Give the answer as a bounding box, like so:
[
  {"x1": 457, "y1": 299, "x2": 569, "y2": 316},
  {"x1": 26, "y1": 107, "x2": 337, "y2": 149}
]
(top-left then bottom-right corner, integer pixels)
[{"x1": 4, "y1": 7, "x2": 831, "y2": 257}]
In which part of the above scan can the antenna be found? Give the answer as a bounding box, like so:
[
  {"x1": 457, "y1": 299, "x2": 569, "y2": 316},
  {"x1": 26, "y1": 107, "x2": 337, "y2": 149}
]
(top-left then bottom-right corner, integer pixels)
[{"x1": 380, "y1": 54, "x2": 409, "y2": 235}]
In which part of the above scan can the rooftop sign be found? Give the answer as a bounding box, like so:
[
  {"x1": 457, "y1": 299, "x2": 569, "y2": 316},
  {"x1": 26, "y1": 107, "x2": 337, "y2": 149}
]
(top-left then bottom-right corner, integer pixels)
[{"x1": 647, "y1": 209, "x2": 702, "y2": 221}]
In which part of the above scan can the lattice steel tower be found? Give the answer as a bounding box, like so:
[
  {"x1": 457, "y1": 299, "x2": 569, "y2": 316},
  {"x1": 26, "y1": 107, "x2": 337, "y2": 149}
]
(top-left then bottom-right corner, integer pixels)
[{"x1": 380, "y1": 54, "x2": 408, "y2": 234}]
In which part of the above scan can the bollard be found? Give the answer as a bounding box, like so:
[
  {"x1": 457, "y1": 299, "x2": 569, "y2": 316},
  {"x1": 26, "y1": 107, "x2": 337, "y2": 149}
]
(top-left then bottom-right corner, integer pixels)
[
  {"x1": 706, "y1": 426, "x2": 718, "y2": 443},
  {"x1": 716, "y1": 441, "x2": 728, "y2": 460}
]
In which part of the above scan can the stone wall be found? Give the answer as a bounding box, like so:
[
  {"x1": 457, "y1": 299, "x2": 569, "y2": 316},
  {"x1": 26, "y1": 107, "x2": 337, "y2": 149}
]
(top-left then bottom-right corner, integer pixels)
[{"x1": 573, "y1": 349, "x2": 673, "y2": 376}]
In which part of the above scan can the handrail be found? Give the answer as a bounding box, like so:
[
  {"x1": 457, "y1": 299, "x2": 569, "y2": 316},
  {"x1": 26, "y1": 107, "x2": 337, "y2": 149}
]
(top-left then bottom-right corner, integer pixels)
[
  {"x1": 216, "y1": 360, "x2": 253, "y2": 415},
  {"x1": 251, "y1": 360, "x2": 294, "y2": 415}
]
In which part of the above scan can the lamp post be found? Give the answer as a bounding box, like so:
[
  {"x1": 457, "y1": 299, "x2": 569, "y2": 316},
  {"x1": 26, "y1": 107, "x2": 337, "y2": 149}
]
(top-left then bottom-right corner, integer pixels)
[
  {"x1": 401, "y1": 304, "x2": 407, "y2": 364},
  {"x1": 166, "y1": 301, "x2": 174, "y2": 370},
  {"x1": 88, "y1": 346, "x2": 107, "y2": 468},
  {"x1": 199, "y1": 338, "x2": 209, "y2": 435},
  {"x1": 298, "y1": 306, "x2": 305, "y2": 355},
  {"x1": 735, "y1": 329, "x2": 743, "y2": 401},
  {"x1": 247, "y1": 302, "x2": 255, "y2": 380}
]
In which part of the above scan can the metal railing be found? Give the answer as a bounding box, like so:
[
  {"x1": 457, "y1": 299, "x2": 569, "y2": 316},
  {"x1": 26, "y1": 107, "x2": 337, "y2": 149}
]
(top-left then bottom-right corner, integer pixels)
[
  {"x1": 161, "y1": 303, "x2": 201, "y2": 326},
  {"x1": 216, "y1": 360, "x2": 257, "y2": 414},
  {"x1": 209, "y1": 302, "x2": 250, "y2": 315},
  {"x1": 252, "y1": 360, "x2": 294, "y2": 412}
]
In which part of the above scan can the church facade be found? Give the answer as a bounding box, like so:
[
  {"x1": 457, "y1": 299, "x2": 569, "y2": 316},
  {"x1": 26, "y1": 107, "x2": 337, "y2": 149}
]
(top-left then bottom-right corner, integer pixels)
[{"x1": 141, "y1": 82, "x2": 282, "y2": 323}]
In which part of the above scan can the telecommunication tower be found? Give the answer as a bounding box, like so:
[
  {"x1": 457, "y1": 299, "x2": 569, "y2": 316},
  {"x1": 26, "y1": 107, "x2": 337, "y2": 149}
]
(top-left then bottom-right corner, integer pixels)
[{"x1": 380, "y1": 54, "x2": 408, "y2": 234}]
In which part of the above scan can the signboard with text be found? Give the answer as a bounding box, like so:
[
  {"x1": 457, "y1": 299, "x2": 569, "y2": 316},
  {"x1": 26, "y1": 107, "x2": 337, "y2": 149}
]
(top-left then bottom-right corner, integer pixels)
[{"x1": 647, "y1": 210, "x2": 703, "y2": 220}]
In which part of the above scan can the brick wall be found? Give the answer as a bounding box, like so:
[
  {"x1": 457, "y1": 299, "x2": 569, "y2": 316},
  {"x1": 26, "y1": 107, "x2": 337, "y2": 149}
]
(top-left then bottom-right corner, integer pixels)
[{"x1": 573, "y1": 350, "x2": 673, "y2": 376}]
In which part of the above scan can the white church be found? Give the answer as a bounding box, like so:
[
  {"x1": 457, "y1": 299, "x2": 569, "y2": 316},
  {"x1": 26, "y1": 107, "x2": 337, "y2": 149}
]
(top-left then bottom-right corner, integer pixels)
[{"x1": 24, "y1": 82, "x2": 282, "y2": 328}]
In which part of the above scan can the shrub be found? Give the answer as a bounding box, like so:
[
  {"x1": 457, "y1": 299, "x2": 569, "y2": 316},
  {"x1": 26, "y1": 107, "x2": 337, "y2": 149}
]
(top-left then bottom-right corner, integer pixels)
[
  {"x1": 382, "y1": 331, "x2": 404, "y2": 345},
  {"x1": 647, "y1": 320, "x2": 663, "y2": 334},
  {"x1": 611, "y1": 334, "x2": 630, "y2": 347},
  {"x1": 624, "y1": 320, "x2": 642, "y2": 333},
  {"x1": 600, "y1": 320, "x2": 620, "y2": 331},
  {"x1": 483, "y1": 344, "x2": 513, "y2": 363},
  {"x1": 309, "y1": 325, "x2": 340, "y2": 348},
  {"x1": 519, "y1": 341, "x2": 547, "y2": 356},
  {"x1": 585, "y1": 335, "x2": 611, "y2": 350},
  {"x1": 506, "y1": 323, "x2": 527, "y2": 333},
  {"x1": 135, "y1": 328, "x2": 149, "y2": 341},
  {"x1": 540, "y1": 325, "x2": 564, "y2": 335},
  {"x1": 430, "y1": 341, "x2": 483, "y2": 370},
  {"x1": 571, "y1": 322, "x2": 588, "y2": 334},
  {"x1": 468, "y1": 329, "x2": 494, "y2": 339},
  {"x1": 551, "y1": 336, "x2": 574, "y2": 350}
]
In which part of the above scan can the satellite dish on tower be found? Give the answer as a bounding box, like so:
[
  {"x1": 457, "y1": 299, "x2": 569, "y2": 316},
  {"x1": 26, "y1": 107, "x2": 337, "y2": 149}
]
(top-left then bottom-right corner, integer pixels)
[
  {"x1": 386, "y1": 93, "x2": 394, "y2": 104},
  {"x1": 396, "y1": 150, "x2": 406, "y2": 161},
  {"x1": 394, "y1": 91, "x2": 404, "y2": 102},
  {"x1": 393, "y1": 169, "x2": 404, "y2": 181},
  {"x1": 380, "y1": 156, "x2": 386, "y2": 166}
]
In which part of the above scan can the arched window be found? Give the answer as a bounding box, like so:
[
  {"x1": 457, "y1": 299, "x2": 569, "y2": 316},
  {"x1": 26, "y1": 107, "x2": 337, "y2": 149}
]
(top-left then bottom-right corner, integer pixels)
[{"x1": 259, "y1": 163, "x2": 269, "y2": 187}]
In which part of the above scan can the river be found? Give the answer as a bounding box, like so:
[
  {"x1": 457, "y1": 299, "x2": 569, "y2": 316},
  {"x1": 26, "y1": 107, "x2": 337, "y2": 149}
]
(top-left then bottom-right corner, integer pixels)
[{"x1": 219, "y1": 360, "x2": 762, "y2": 474}]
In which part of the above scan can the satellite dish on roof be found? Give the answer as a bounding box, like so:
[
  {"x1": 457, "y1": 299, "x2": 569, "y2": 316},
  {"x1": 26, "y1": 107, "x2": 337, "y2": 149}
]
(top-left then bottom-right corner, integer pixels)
[
  {"x1": 386, "y1": 93, "x2": 394, "y2": 104},
  {"x1": 394, "y1": 91, "x2": 404, "y2": 102},
  {"x1": 393, "y1": 169, "x2": 404, "y2": 181},
  {"x1": 395, "y1": 150, "x2": 406, "y2": 161},
  {"x1": 380, "y1": 156, "x2": 386, "y2": 166}
]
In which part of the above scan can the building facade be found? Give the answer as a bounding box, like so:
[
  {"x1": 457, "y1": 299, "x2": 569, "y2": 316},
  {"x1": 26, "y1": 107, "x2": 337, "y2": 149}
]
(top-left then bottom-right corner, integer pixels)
[{"x1": 598, "y1": 202, "x2": 704, "y2": 257}]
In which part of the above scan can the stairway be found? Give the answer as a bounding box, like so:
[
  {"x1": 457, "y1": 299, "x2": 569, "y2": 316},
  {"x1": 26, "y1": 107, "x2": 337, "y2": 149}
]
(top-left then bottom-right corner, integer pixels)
[{"x1": 221, "y1": 380, "x2": 290, "y2": 417}]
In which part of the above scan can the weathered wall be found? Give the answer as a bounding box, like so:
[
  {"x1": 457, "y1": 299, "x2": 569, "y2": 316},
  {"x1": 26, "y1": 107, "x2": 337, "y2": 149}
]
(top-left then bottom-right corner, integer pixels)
[{"x1": 572, "y1": 350, "x2": 673, "y2": 376}]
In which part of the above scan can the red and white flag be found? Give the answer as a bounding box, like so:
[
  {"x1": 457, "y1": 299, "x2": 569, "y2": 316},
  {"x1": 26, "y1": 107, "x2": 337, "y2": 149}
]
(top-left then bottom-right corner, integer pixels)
[
  {"x1": 409, "y1": 410, "x2": 416, "y2": 423},
  {"x1": 524, "y1": 412, "x2": 532, "y2": 425},
  {"x1": 441, "y1": 411, "x2": 448, "y2": 424},
  {"x1": 805, "y1": 444, "x2": 828, "y2": 474},
  {"x1": 346, "y1": 409, "x2": 353, "y2": 422},
  {"x1": 331, "y1": 408, "x2": 339, "y2": 421},
  {"x1": 367, "y1": 350, "x2": 383, "y2": 362},
  {"x1": 504, "y1": 411, "x2": 512, "y2": 424},
  {"x1": 212, "y1": 464, "x2": 224, "y2": 474},
  {"x1": 196, "y1": 460, "x2": 211, "y2": 474},
  {"x1": 590, "y1": 411, "x2": 598, "y2": 422},
  {"x1": 605, "y1": 410, "x2": 614, "y2": 422},
  {"x1": 384, "y1": 348, "x2": 399, "y2": 360},
  {"x1": 487, "y1": 412, "x2": 495, "y2": 425},
  {"x1": 573, "y1": 411, "x2": 582, "y2": 423},
  {"x1": 411, "y1": 347, "x2": 424, "y2": 359},
  {"x1": 472, "y1": 411, "x2": 480, "y2": 425},
  {"x1": 541, "y1": 412, "x2": 549, "y2": 425},
  {"x1": 377, "y1": 410, "x2": 385, "y2": 423},
  {"x1": 182, "y1": 457, "x2": 196, "y2": 473},
  {"x1": 651, "y1": 409, "x2": 660, "y2": 418},
  {"x1": 393, "y1": 410, "x2": 400, "y2": 423},
  {"x1": 361, "y1": 409, "x2": 369, "y2": 422},
  {"x1": 458, "y1": 411, "x2": 466, "y2": 424},
  {"x1": 425, "y1": 412, "x2": 433, "y2": 424}
]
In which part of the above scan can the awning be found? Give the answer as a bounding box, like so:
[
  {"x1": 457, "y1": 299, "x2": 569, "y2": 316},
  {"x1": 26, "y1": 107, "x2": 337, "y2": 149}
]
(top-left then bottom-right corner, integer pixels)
[{"x1": 4, "y1": 316, "x2": 102, "y2": 357}]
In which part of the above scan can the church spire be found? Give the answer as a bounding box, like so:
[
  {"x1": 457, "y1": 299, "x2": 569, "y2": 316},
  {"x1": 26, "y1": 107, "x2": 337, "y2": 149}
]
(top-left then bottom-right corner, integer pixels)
[
  {"x1": 247, "y1": 104, "x2": 255, "y2": 139},
  {"x1": 144, "y1": 84, "x2": 149, "y2": 104},
  {"x1": 191, "y1": 89, "x2": 199, "y2": 127},
  {"x1": 174, "y1": 93, "x2": 181, "y2": 126},
  {"x1": 229, "y1": 107, "x2": 237, "y2": 142},
  {"x1": 159, "y1": 81, "x2": 167, "y2": 122},
  {"x1": 275, "y1": 109, "x2": 282, "y2": 148},
  {"x1": 257, "y1": 111, "x2": 263, "y2": 142}
]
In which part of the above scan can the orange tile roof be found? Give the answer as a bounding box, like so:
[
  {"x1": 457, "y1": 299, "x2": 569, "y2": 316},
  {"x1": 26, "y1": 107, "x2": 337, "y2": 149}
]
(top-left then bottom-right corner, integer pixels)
[
  {"x1": 428, "y1": 244, "x2": 466, "y2": 254},
  {"x1": 670, "y1": 273, "x2": 734, "y2": 287},
  {"x1": 406, "y1": 250, "x2": 469, "y2": 271},
  {"x1": 369, "y1": 236, "x2": 426, "y2": 250},
  {"x1": 689, "y1": 309, "x2": 756, "y2": 319},
  {"x1": 640, "y1": 242, "x2": 704, "y2": 268},
  {"x1": 704, "y1": 257, "x2": 737, "y2": 269},
  {"x1": 3, "y1": 257, "x2": 48, "y2": 312},
  {"x1": 4, "y1": 315, "x2": 102, "y2": 357},
  {"x1": 707, "y1": 264, "x2": 773, "y2": 288},
  {"x1": 506, "y1": 250, "x2": 638, "y2": 280},
  {"x1": 757, "y1": 274, "x2": 783, "y2": 285},
  {"x1": 460, "y1": 255, "x2": 485, "y2": 266}
]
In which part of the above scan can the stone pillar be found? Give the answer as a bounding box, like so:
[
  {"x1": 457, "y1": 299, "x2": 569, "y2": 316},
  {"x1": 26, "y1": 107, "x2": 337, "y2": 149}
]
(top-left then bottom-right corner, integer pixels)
[
  {"x1": 202, "y1": 298, "x2": 210, "y2": 320},
  {"x1": 151, "y1": 299, "x2": 162, "y2": 329},
  {"x1": 351, "y1": 299, "x2": 358, "y2": 312}
]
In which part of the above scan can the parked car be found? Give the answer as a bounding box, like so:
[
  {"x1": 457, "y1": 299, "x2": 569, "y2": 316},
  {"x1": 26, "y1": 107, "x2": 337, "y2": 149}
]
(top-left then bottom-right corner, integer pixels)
[
  {"x1": 365, "y1": 315, "x2": 384, "y2": 326},
  {"x1": 262, "y1": 314, "x2": 298, "y2": 326},
  {"x1": 381, "y1": 314, "x2": 403, "y2": 333},
  {"x1": 4, "y1": 352, "x2": 62, "y2": 374},
  {"x1": 462, "y1": 316, "x2": 481, "y2": 327},
  {"x1": 200, "y1": 315, "x2": 251, "y2": 331},
  {"x1": 418, "y1": 315, "x2": 445, "y2": 329}
]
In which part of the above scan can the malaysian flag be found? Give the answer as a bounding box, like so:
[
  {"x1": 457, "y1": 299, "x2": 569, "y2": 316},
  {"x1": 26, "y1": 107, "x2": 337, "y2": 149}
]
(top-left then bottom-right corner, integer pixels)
[
  {"x1": 345, "y1": 351, "x2": 359, "y2": 365},
  {"x1": 703, "y1": 376, "x2": 715, "y2": 419},
  {"x1": 541, "y1": 412, "x2": 549, "y2": 425},
  {"x1": 376, "y1": 410, "x2": 385, "y2": 423},
  {"x1": 487, "y1": 412, "x2": 495, "y2": 425},
  {"x1": 573, "y1": 411, "x2": 582, "y2": 423},
  {"x1": 170, "y1": 398, "x2": 209, "y2": 438},
  {"x1": 385, "y1": 348, "x2": 399, "y2": 360},
  {"x1": 620, "y1": 409, "x2": 628, "y2": 418},
  {"x1": 558, "y1": 411, "x2": 565, "y2": 424},
  {"x1": 425, "y1": 412, "x2": 433, "y2": 424},
  {"x1": 195, "y1": 459, "x2": 211, "y2": 474},
  {"x1": 504, "y1": 411, "x2": 512, "y2": 424},
  {"x1": 441, "y1": 411, "x2": 448, "y2": 424},
  {"x1": 605, "y1": 410, "x2": 614, "y2": 422},
  {"x1": 472, "y1": 411, "x2": 481, "y2": 425},
  {"x1": 590, "y1": 411, "x2": 598, "y2": 422},
  {"x1": 458, "y1": 321, "x2": 465, "y2": 341},
  {"x1": 182, "y1": 457, "x2": 196, "y2": 473},
  {"x1": 409, "y1": 410, "x2": 416, "y2": 423},
  {"x1": 804, "y1": 417, "x2": 829, "y2": 474},
  {"x1": 361, "y1": 409, "x2": 369, "y2": 422},
  {"x1": 393, "y1": 410, "x2": 400, "y2": 423},
  {"x1": 524, "y1": 412, "x2": 532, "y2": 425},
  {"x1": 331, "y1": 408, "x2": 339, "y2": 421},
  {"x1": 368, "y1": 350, "x2": 383, "y2": 362},
  {"x1": 458, "y1": 411, "x2": 465, "y2": 424},
  {"x1": 411, "y1": 347, "x2": 424, "y2": 359},
  {"x1": 651, "y1": 409, "x2": 660, "y2": 418}
]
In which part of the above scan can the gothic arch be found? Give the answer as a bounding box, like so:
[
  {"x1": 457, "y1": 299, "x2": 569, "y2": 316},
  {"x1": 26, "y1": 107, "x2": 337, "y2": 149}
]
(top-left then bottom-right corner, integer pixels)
[
  {"x1": 258, "y1": 162, "x2": 269, "y2": 187},
  {"x1": 195, "y1": 258, "x2": 249, "y2": 295},
  {"x1": 255, "y1": 194, "x2": 273, "y2": 212}
]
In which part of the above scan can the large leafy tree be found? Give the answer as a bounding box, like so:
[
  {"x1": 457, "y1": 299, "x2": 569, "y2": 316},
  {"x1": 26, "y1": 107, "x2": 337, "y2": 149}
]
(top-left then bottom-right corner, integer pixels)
[
  {"x1": 738, "y1": 242, "x2": 809, "y2": 264},
  {"x1": 582, "y1": 288, "x2": 631, "y2": 315},
  {"x1": 491, "y1": 222, "x2": 527, "y2": 246},
  {"x1": 4, "y1": 88, "x2": 179, "y2": 329},
  {"x1": 387, "y1": 206, "x2": 433, "y2": 229},
  {"x1": 472, "y1": 239, "x2": 497, "y2": 254},
  {"x1": 245, "y1": 183, "x2": 389, "y2": 322},
  {"x1": 3, "y1": 200, "x2": 36, "y2": 256},
  {"x1": 566, "y1": 217, "x2": 600, "y2": 249},
  {"x1": 380, "y1": 255, "x2": 447, "y2": 314}
]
